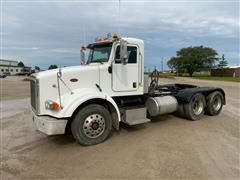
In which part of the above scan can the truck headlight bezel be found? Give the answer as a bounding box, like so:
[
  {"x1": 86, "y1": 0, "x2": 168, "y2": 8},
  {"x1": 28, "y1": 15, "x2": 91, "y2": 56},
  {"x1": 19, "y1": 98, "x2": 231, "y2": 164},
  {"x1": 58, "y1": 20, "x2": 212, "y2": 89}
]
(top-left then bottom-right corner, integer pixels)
[{"x1": 45, "y1": 100, "x2": 60, "y2": 110}]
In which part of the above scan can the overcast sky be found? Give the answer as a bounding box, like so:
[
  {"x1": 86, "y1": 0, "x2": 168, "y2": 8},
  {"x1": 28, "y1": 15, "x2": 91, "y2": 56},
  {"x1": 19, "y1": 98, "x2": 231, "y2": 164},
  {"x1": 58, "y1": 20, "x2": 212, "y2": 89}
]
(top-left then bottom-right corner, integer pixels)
[{"x1": 1, "y1": 0, "x2": 239, "y2": 70}]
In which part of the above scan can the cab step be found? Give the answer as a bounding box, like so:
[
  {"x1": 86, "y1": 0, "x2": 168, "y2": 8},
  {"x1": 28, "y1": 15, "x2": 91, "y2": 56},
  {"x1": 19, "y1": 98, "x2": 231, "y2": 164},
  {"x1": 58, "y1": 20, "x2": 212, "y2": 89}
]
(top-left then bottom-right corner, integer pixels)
[{"x1": 124, "y1": 118, "x2": 150, "y2": 125}]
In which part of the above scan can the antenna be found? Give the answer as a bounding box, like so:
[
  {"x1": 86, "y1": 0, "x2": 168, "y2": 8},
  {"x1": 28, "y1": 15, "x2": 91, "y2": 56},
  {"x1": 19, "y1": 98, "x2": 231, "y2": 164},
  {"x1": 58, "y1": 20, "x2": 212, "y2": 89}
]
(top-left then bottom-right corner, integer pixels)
[
  {"x1": 161, "y1": 58, "x2": 164, "y2": 72},
  {"x1": 118, "y1": 0, "x2": 121, "y2": 35}
]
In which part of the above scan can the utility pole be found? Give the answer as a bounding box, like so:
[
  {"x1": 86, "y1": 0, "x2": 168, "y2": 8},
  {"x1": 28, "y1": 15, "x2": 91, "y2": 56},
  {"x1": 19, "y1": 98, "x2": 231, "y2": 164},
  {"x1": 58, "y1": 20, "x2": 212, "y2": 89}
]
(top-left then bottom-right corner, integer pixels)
[
  {"x1": 177, "y1": 59, "x2": 179, "y2": 77},
  {"x1": 161, "y1": 58, "x2": 163, "y2": 72}
]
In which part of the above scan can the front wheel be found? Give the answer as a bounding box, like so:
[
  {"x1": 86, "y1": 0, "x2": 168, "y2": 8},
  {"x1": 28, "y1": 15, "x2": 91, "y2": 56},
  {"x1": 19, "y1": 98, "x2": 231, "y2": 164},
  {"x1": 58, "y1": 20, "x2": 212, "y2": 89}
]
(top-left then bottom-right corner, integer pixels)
[
  {"x1": 71, "y1": 104, "x2": 112, "y2": 146},
  {"x1": 184, "y1": 93, "x2": 206, "y2": 121}
]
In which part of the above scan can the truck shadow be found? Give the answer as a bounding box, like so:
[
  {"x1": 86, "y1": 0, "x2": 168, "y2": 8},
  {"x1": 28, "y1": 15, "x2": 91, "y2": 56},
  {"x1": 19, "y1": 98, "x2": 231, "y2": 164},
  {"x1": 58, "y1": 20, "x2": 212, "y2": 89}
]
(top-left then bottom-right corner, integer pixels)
[
  {"x1": 44, "y1": 114, "x2": 185, "y2": 145},
  {"x1": 149, "y1": 114, "x2": 173, "y2": 122},
  {"x1": 119, "y1": 114, "x2": 173, "y2": 132},
  {"x1": 48, "y1": 135, "x2": 76, "y2": 145},
  {"x1": 119, "y1": 122, "x2": 146, "y2": 132}
]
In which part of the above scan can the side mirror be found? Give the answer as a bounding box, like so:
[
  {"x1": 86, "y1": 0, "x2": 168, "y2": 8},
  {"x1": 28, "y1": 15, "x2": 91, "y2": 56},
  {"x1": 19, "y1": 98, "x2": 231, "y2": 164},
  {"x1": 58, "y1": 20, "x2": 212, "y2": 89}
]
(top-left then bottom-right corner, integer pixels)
[
  {"x1": 120, "y1": 40, "x2": 128, "y2": 65},
  {"x1": 80, "y1": 46, "x2": 86, "y2": 65}
]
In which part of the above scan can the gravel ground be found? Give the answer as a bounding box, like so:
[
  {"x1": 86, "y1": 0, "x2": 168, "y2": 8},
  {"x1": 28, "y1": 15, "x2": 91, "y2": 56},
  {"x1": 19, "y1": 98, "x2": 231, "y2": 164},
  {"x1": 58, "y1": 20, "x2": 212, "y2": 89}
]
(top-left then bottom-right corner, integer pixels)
[
  {"x1": 1, "y1": 76, "x2": 239, "y2": 179},
  {"x1": 0, "y1": 76, "x2": 30, "y2": 101}
]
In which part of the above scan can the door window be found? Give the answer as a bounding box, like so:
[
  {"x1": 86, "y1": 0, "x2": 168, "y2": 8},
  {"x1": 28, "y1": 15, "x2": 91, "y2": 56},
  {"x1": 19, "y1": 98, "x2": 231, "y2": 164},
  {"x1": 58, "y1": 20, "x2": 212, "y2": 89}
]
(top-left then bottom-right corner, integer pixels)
[{"x1": 115, "y1": 46, "x2": 137, "y2": 64}]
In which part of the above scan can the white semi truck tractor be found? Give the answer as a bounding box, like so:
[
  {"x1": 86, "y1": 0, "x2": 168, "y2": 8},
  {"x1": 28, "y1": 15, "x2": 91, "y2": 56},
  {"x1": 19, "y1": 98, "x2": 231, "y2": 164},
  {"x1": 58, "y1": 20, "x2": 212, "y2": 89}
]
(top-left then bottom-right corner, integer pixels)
[{"x1": 30, "y1": 34, "x2": 225, "y2": 145}]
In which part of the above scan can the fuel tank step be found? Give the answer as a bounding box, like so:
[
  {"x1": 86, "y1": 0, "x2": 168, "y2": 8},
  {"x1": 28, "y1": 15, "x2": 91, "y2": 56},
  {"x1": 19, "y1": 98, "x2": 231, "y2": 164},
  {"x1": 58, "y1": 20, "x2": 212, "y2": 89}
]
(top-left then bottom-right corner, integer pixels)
[
  {"x1": 120, "y1": 107, "x2": 150, "y2": 125},
  {"x1": 124, "y1": 118, "x2": 150, "y2": 125}
]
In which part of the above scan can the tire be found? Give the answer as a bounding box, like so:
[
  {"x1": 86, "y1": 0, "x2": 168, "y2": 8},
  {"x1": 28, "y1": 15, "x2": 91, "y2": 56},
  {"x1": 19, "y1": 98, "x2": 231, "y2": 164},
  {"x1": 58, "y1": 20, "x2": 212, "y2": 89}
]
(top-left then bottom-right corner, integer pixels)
[
  {"x1": 206, "y1": 91, "x2": 224, "y2": 116},
  {"x1": 184, "y1": 93, "x2": 206, "y2": 121},
  {"x1": 71, "y1": 104, "x2": 112, "y2": 146}
]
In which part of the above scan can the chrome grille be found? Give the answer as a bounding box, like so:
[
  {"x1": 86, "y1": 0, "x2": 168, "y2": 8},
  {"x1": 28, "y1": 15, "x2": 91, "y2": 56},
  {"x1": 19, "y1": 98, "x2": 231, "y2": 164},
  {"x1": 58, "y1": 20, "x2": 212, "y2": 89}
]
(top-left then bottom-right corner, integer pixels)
[{"x1": 30, "y1": 78, "x2": 39, "y2": 113}]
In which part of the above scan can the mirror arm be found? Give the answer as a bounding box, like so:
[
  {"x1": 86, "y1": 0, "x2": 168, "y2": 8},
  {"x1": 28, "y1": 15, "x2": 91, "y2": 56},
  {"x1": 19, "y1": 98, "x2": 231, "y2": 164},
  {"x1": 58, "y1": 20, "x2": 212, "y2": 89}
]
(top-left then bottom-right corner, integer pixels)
[
  {"x1": 120, "y1": 39, "x2": 128, "y2": 64},
  {"x1": 121, "y1": 58, "x2": 128, "y2": 65}
]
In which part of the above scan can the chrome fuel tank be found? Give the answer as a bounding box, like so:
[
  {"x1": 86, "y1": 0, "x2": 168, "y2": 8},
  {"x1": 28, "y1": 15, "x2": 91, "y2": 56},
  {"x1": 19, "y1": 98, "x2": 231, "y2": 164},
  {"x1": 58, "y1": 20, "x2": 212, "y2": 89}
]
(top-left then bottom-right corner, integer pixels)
[{"x1": 146, "y1": 96, "x2": 178, "y2": 116}]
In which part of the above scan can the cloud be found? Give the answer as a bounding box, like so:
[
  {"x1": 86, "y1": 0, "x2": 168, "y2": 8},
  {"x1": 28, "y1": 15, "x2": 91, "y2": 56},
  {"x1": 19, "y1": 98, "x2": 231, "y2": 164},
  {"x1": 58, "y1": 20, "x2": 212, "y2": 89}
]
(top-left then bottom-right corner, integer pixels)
[
  {"x1": 117, "y1": 2, "x2": 239, "y2": 38},
  {"x1": 49, "y1": 48, "x2": 80, "y2": 54},
  {"x1": 2, "y1": 1, "x2": 239, "y2": 69},
  {"x1": 4, "y1": 47, "x2": 41, "y2": 50}
]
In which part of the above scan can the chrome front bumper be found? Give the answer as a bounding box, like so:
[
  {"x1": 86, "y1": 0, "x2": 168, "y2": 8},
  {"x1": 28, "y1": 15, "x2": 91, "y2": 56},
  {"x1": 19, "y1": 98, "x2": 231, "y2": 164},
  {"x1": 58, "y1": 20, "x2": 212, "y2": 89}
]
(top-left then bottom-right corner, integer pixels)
[{"x1": 32, "y1": 110, "x2": 68, "y2": 135}]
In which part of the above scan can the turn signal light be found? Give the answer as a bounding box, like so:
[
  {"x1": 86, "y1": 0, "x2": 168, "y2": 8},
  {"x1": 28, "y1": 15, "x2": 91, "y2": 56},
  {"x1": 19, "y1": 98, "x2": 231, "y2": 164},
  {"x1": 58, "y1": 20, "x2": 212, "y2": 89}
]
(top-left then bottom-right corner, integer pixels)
[
  {"x1": 45, "y1": 100, "x2": 60, "y2": 110},
  {"x1": 51, "y1": 102, "x2": 60, "y2": 110}
]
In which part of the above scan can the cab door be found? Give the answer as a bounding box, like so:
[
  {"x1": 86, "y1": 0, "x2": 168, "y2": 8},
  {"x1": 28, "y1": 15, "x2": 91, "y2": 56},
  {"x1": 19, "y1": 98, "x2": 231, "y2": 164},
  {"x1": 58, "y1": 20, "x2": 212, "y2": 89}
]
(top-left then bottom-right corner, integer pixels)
[{"x1": 112, "y1": 45, "x2": 139, "y2": 92}]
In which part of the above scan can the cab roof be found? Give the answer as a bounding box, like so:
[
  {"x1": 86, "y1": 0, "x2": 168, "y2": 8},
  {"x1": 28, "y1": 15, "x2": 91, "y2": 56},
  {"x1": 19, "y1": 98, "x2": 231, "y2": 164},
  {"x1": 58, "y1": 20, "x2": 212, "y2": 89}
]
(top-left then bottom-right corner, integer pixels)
[
  {"x1": 122, "y1": 37, "x2": 144, "y2": 45},
  {"x1": 87, "y1": 37, "x2": 143, "y2": 48}
]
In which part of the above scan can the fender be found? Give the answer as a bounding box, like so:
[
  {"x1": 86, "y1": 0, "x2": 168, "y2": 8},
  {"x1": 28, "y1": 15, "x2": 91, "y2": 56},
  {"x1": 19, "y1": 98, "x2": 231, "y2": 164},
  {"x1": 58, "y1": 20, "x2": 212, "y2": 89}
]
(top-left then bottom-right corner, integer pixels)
[
  {"x1": 43, "y1": 88, "x2": 121, "y2": 124},
  {"x1": 40, "y1": 88, "x2": 121, "y2": 122},
  {"x1": 175, "y1": 87, "x2": 226, "y2": 104}
]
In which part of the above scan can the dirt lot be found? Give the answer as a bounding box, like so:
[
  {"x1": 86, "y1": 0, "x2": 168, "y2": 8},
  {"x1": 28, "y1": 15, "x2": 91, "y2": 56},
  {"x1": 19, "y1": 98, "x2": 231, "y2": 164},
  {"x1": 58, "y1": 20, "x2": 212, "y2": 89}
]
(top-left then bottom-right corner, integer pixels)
[
  {"x1": 1, "y1": 76, "x2": 239, "y2": 179},
  {"x1": 0, "y1": 76, "x2": 30, "y2": 101}
]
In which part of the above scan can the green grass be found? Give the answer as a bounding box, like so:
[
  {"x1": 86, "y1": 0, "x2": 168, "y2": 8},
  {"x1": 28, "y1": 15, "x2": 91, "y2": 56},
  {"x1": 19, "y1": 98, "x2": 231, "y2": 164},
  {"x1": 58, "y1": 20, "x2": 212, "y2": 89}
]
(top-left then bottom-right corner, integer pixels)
[
  {"x1": 22, "y1": 77, "x2": 31, "y2": 81},
  {"x1": 191, "y1": 76, "x2": 240, "y2": 82},
  {"x1": 144, "y1": 72, "x2": 240, "y2": 82},
  {"x1": 178, "y1": 72, "x2": 240, "y2": 82},
  {"x1": 144, "y1": 72, "x2": 175, "y2": 79}
]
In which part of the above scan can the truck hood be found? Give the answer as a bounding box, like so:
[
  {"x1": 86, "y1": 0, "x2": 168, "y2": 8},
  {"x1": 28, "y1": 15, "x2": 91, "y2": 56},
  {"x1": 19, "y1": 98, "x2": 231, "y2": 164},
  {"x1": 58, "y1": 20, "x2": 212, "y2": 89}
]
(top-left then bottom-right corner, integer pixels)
[
  {"x1": 33, "y1": 64, "x2": 102, "y2": 115},
  {"x1": 34, "y1": 64, "x2": 100, "y2": 79}
]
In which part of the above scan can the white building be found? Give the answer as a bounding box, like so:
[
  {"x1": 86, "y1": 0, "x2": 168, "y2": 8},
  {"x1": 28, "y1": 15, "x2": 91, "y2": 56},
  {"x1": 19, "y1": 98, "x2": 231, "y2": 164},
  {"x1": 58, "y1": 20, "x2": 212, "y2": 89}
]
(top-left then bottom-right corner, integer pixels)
[{"x1": 0, "y1": 59, "x2": 24, "y2": 75}]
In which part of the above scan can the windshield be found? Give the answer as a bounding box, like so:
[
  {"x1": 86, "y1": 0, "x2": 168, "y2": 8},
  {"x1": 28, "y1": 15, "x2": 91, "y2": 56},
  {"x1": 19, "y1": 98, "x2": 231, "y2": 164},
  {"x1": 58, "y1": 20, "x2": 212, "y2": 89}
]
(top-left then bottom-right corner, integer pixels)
[{"x1": 88, "y1": 42, "x2": 112, "y2": 63}]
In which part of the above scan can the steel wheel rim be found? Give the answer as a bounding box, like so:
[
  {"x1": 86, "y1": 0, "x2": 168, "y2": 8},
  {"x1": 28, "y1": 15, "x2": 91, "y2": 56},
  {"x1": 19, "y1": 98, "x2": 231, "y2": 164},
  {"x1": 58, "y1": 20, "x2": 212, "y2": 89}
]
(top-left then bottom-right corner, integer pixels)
[
  {"x1": 83, "y1": 114, "x2": 105, "y2": 138},
  {"x1": 192, "y1": 98, "x2": 204, "y2": 115},
  {"x1": 212, "y1": 96, "x2": 221, "y2": 111}
]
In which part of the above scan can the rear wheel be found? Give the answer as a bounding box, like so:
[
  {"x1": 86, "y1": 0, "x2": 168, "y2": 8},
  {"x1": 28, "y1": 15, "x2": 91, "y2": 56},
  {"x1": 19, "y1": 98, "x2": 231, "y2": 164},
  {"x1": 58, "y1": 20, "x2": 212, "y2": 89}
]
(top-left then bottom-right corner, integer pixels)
[
  {"x1": 184, "y1": 93, "x2": 206, "y2": 120},
  {"x1": 206, "y1": 91, "x2": 224, "y2": 116},
  {"x1": 71, "y1": 104, "x2": 112, "y2": 145}
]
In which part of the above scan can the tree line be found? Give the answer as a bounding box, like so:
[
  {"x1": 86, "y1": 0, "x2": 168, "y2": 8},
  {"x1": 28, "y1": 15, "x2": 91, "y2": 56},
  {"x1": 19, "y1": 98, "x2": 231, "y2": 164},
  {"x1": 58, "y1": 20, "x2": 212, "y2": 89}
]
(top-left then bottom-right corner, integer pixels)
[
  {"x1": 18, "y1": 61, "x2": 56, "y2": 71},
  {"x1": 167, "y1": 46, "x2": 228, "y2": 76},
  {"x1": 18, "y1": 61, "x2": 41, "y2": 71},
  {"x1": 19, "y1": 45, "x2": 228, "y2": 74}
]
